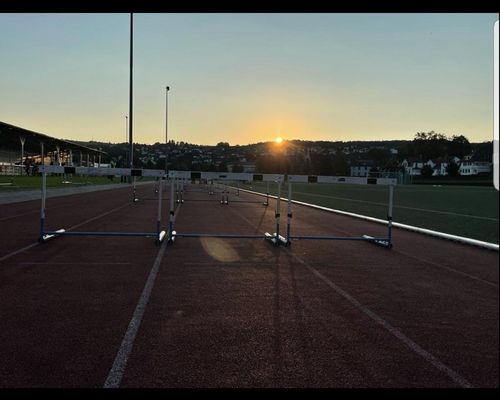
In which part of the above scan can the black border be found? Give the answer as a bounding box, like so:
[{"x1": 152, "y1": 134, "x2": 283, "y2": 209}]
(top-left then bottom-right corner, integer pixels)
[{"x1": 1, "y1": 0, "x2": 500, "y2": 13}]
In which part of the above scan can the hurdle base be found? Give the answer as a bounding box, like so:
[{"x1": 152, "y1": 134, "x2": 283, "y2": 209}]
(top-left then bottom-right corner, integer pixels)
[
  {"x1": 362, "y1": 235, "x2": 392, "y2": 249},
  {"x1": 40, "y1": 229, "x2": 66, "y2": 242},
  {"x1": 277, "y1": 234, "x2": 289, "y2": 246},
  {"x1": 265, "y1": 232, "x2": 280, "y2": 246},
  {"x1": 158, "y1": 230, "x2": 167, "y2": 244},
  {"x1": 168, "y1": 230, "x2": 177, "y2": 244}
]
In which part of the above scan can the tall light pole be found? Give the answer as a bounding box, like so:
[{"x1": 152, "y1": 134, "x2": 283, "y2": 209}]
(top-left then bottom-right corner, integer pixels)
[
  {"x1": 165, "y1": 86, "x2": 170, "y2": 173},
  {"x1": 128, "y1": 12, "x2": 134, "y2": 170}
]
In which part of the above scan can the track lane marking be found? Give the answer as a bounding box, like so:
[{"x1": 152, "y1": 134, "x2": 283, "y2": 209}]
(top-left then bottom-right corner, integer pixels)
[
  {"x1": 284, "y1": 249, "x2": 474, "y2": 388},
  {"x1": 391, "y1": 249, "x2": 499, "y2": 289},
  {"x1": 103, "y1": 238, "x2": 168, "y2": 388},
  {"x1": 103, "y1": 200, "x2": 182, "y2": 388},
  {"x1": 232, "y1": 206, "x2": 475, "y2": 387},
  {"x1": 305, "y1": 221, "x2": 499, "y2": 289},
  {"x1": 0, "y1": 202, "x2": 131, "y2": 263}
]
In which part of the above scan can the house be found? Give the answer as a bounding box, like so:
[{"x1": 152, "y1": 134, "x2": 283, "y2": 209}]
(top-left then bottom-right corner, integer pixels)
[
  {"x1": 350, "y1": 161, "x2": 374, "y2": 177},
  {"x1": 432, "y1": 162, "x2": 448, "y2": 176},
  {"x1": 459, "y1": 160, "x2": 492, "y2": 176},
  {"x1": 400, "y1": 159, "x2": 435, "y2": 176}
]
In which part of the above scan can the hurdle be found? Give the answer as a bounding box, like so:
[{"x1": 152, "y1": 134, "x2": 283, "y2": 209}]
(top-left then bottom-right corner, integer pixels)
[
  {"x1": 38, "y1": 165, "x2": 168, "y2": 244},
  {"x1": 167, "y1": 170, "x2": 286, "y2": 245},
  {"x1": 283, "y1": 175, "x2": 396, "y2": 248}
]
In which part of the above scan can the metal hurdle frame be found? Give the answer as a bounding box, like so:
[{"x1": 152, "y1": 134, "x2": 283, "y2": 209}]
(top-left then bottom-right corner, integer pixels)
[
  {"x1": 38, "y1": 165, "x2": 167, "y2": 244},
  {"x1": 166, "y1": 170, "x2": 286, "y2": 245},
  {"x1": 283, "y1": 175, "x2": 396, "y2": 248}
]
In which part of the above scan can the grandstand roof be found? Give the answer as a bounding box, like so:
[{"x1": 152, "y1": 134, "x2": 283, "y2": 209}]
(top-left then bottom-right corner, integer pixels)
[{"x1": 0, "y1": 120, "x2": 107, "y2": 156}]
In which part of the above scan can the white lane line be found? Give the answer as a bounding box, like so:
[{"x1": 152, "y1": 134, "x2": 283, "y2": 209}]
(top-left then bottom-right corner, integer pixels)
[
  {"x1": 392, "y1": 250, "x2": 499, "y2": 289},
  {"x1": 286, "y1": 250, "x2": 474, "y2": 388},
  {"x1": 316, "y1": 224, "x2": 498, "y2": 289},
  {"x1": 211, "y1": 199, "x2": 476, "y2": 387},
  {"x1": 0, "y1": 242, "x2": 39, "y2": 263},
  {"x1": 103, "y1": 234, "x2": 168, "y2": 388},
  {"x1": 0, "y1": 210, "x2": 40, "y2": 222},
  {"x1": 103, "y1": 197, "x2": 183, "y2": 388},
  {"x1": 0, "y1": 202, "x2": 131, "y2": 264}
]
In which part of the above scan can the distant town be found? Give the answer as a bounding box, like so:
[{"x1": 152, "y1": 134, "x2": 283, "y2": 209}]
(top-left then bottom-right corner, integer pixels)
[
  {"x1": 0, "y1": 122, "x2": 494, "y2": 183},
  {"x1": 74, "y1": 132, "x2": 494, "y2": 182}
]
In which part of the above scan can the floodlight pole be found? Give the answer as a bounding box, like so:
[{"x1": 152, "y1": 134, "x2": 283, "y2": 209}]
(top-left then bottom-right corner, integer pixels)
[
  {"x1": 128, "y1": 13, "x2": 134, "y2": 171},
  {"x1": 165, "y1": 86, "x2": 170, "y2": 173}
]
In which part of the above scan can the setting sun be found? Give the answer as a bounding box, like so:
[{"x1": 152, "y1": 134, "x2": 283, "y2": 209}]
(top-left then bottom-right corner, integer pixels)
[{"x1": 275, "y1": 137, "x2": 283, "y2": 144}]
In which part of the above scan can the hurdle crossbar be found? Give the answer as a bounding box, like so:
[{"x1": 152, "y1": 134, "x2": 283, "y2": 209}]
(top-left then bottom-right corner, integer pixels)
[
  {"x1": 166, "y1": 170, "x2": 285, "y2": 245},
  {"x1": 39, "y1": 165, "x2": 168, "y2": 244},
  {"x1": 284, "y1": 174, "x2": 396, "y2": 248}
]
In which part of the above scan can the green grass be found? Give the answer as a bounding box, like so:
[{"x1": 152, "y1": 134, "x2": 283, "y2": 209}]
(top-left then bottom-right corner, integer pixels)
[
  {"x1": 0, "y1": 175, "x2": 123, "y2": 190},
  {"x1": 239, "y1": 182, "x2": 499, "y2": 244}
]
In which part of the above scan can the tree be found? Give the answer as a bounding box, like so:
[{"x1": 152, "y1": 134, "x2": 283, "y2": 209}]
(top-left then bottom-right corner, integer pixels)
[
  {"x1": 446, "y1": 161, "x2": 460, "y2": 178},
  {"x1": 420, "y1": 164, "x2": 434, "y2": 178},
  {"x1": 413, "y1": 131, "x2": 447, "y2": 160},
  {"x1": 218, "y1": 161, "x2": 228, "y2": 172},
  {"x1": 448, "y1": 135, "x2": 471, "y2": 159},
  {"x1": 367, "y1": 148, "x2": 389, "y2": 167},
  {"x1": 332, "y1": 153, "x2": 350, "y2": 176},
  {"x1": 232, "y1": 164, "x2": 244, "y2": 173}
]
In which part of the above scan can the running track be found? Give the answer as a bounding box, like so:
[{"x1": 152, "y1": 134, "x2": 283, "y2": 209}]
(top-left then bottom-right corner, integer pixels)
[{"x1": 0, "y1": 182, "x2": 498, "y2": 387}]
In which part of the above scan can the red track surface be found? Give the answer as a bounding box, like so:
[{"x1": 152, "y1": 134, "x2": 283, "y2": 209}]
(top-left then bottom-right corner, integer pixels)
[{"x1": 0, "y1": 182, "x2": 498, "y2": 388}]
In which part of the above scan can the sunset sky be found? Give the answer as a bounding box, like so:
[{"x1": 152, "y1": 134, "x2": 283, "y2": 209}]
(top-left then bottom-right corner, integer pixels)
[{"x1": 0, "y1": 13, "x2": 497, "y2": 145}]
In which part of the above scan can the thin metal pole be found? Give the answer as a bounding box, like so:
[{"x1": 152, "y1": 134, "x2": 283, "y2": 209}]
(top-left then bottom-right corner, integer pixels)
[
  {"x1": 169, "y1": 178, "x2": 175, "y2": 241},
  {"x1": 265, "y1": 181, "x2": 269, "y2": 206},
  {"x1": 40, "y1": 142, "x2": 46, "y2": 239},
  {"x1": 128, "y1": 13, "x2": 133, "y2": 170},
  {"x1": 286, "y1": 181, "x2": 292, "y2": 244},
  {"x1": 275, "y1": 180, "x2": 281, "y2": 242},
  {"x1": 388, "y1": 185, "x2": 394, "y2": 245},
  {"x1": 132, "y1": 176, "x2": 137, "y2": 202},
  {"x1": 128, "y1": 14, "x2": 137, "y2": 200},
  {"x1": 165, "y1": 86, "x2": 169, "y2": 173},
  {"x1": 157, "y1": 176, "x2": 163, "y2": 237},
  {"x1": 20, "y1": 136, "x2": 25, "y2": 175}
]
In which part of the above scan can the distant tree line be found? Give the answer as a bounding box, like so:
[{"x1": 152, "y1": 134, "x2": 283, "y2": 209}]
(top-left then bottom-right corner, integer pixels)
[{"x1": 63, "y1": 131, "x2": 491, "y2": 176}]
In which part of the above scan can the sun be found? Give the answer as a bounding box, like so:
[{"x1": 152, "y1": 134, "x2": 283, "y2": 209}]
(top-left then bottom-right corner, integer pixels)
[{"x1": 275, "y1": 136, "x2": 283, "y2": 144}]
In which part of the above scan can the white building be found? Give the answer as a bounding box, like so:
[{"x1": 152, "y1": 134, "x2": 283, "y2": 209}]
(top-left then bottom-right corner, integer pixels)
[
  {"x1": 350, "y1": 164, "x2": 373, "y2": 177},
  {"x1": 459, "y1": 161, "x2": 492, "y2": 176}
]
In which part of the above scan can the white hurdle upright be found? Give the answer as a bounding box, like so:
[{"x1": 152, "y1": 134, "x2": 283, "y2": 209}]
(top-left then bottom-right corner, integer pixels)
[
  {"x1": 167, "y1": 171, "x2": 285, "y2": 245},
  {"x1": 284, "y1": 175, "x2": 396, "y2": 248},
  {"x1": 38, "y1": 165, "x2": 167, "y2": 244}
]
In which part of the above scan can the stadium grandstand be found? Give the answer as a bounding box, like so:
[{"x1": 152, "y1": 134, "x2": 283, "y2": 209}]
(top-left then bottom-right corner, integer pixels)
[{"x1": 0, "y1": 120, "x2": 108, "y2": 175}]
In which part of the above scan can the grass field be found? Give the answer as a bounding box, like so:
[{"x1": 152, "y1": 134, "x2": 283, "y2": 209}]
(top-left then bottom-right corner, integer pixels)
[
  {"x1": 239, "y1": 182, "x2": 499, "y2": 244},
  {"x1": 0, "y1": 175, "x2": 122, "y2": 190}
]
